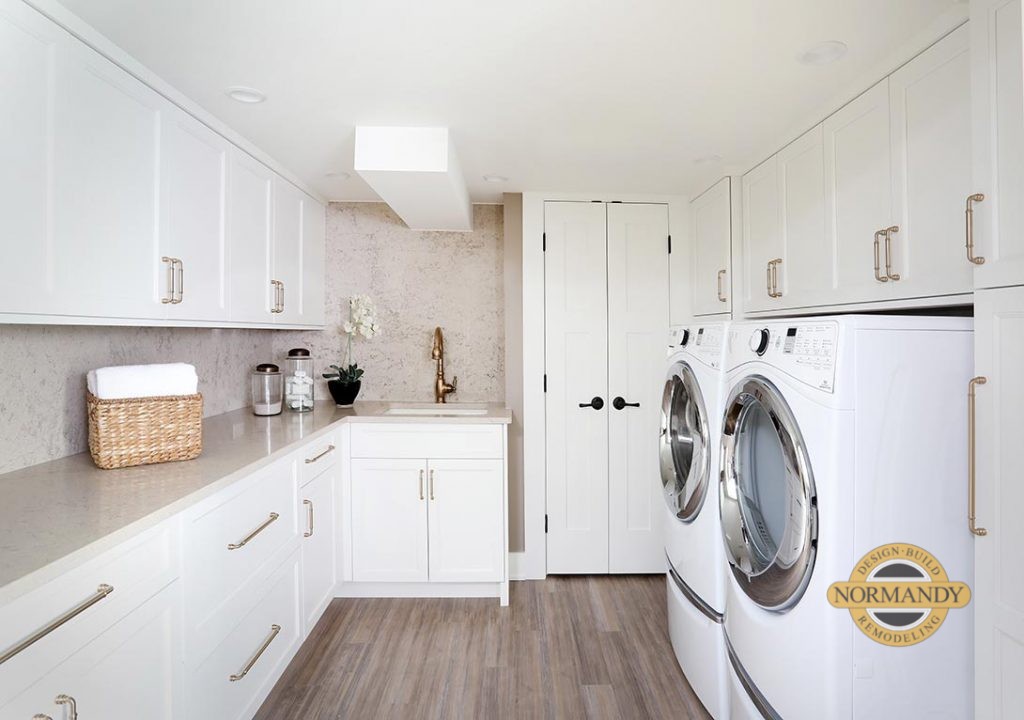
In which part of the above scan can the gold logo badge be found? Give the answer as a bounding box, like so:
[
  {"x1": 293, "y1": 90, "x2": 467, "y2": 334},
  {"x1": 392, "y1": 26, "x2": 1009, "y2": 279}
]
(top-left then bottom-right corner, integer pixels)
[{"x1": 827, "y1": 543, "x2": 970, "y2": 647}]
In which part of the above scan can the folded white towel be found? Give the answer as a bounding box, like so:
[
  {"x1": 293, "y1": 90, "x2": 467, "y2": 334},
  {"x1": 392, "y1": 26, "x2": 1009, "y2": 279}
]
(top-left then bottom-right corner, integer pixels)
[{"x1": 86, "y1": 363, "x2": 199, "y2": 400}]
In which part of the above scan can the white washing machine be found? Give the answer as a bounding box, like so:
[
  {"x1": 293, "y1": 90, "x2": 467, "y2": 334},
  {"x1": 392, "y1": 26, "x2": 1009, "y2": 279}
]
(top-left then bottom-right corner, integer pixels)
[
  {"x1": 719, "y1": 316, "x2": 974, "y2": 719},
  {"x1": 661, "y1": 323, "x2": 728, "y2": 719}
]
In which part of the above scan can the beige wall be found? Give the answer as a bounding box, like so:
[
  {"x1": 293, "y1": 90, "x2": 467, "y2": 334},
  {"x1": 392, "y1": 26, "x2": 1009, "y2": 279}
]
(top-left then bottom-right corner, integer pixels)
[
  {"x1": 274, "y1": 202, "x2": 505, "y2": 405},
  {"x1": 0, "y1": 326, "x2": 274, "y2": 474}
]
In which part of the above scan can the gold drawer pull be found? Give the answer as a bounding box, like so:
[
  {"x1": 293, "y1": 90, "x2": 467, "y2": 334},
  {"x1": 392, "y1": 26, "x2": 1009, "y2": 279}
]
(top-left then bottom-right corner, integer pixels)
[
  {"x1": 966, "y1": 193, "x2": 986, "y2": 265},
  {"x1": 55, "y1": 695, "x2": 78, "y2": 720},
  {"x1": 303, "y1": 499, "x2": 314, "y2": 538},
  {"x1": 717, "y1": 269, "x2": 727, "y2": 303},
  {"x1": 883, "y1": 226, "x2": 901, "y2": 281},
  {"x1": 227, "y1": 512, "x2": 279, "y2": 550},
  {"x1": 0, "y1": 584, "x2": 114, "y2": 665},
  {"x1": 419, "y1": 469, "x2": 425, "y2": 500},
  {"x1": 32, "y1": 715, "x2": 53, "y2": 720},
  {"x1": 304, "y1": 444, "x2": 335, "y2": 464},
  {"x1": 229, "y1": 624, "x2": 281, "y2": 682},
  {"x1": 429, "y1": 468, "x2": 436, "y2": 501},
  {"x1": 873, "y1": 230, "x2": 889, "y2": 283},
  {"x1": 968, "y1": 377, "x2": 988, "y2": 537}
]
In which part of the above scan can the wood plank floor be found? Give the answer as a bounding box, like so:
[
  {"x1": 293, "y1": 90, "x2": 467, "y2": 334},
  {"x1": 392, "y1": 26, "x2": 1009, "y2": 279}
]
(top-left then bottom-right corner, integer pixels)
[{"x1": 254, "y1": 575, "x2": 710, "y2": 720}]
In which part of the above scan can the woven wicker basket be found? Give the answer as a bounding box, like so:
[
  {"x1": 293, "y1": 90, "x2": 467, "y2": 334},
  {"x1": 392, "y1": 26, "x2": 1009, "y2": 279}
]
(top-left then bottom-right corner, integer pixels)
[{"x1": 87, "y1": 391, "x2": 203, "y2": 470}]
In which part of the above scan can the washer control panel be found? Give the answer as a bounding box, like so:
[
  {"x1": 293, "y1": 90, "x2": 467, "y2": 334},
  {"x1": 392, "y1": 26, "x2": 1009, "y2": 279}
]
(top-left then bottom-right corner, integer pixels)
[
  {"x1": 738, "y1": 322, "x2": 838, "y2": 392},
  {"x1": 687, "y1": 325, "x2": 725, "y2": 369}
]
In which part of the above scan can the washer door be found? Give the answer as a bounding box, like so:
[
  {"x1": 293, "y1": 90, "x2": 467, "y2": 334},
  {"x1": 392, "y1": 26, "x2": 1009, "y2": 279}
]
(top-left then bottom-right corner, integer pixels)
[
  {"x1": 659, "y1": 361, "x2": 710, "y2": 522},
  {"x1": 720, "y1": 375, "x2": 817, "y2": 611}
]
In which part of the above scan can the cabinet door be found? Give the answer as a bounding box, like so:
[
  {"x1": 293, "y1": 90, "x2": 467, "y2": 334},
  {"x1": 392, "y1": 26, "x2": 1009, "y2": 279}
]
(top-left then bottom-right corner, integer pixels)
[
  {"x1": 544, "y1": 201, "x2": 609, "y2": 574},
  {"x1": 302, "y1": 198, "x2": 326, "y2": 327},
  {"x1": 777, "y1": 125, "x2": 830, "y2": 310},
  {"x1": 824, "y1": 79, "x2": 894, "y2": 304},
  {"x1": 426, "y1": 459, "x2": 504, "y2": 582},
  {"x1": 972, "y1": 0, "x2": 1024, "y2": 288},
  {"x1": 228, "y1": 149, "x2": 273, "y2": 323},
  {"x1": 51, "y1": 35, "x2": 167, "y2": 319},
  {"x1": 741, "y1": 157, "x2": 782, "y2": 312},
  {"x1": 0, "y1": 0, "x2": 64, "y2": 317},
  {"x1": 889, "y1": 24, "x2": 973, "y2": 299},
  {"x1": 607, "y1": 203, "x2": 668, "y2": 574},
  {"x1": 160, "y1": 108, "x2": 229, "y2": 321},
  {"x1": 0, "y1": 583, "x2": 181, "y2": 720},
  {"x1": 974, "y1": 286, "x2": 1024, "y2": 720},
  {"x1": 273, "y1": 177, "x2": 304, "y2": 324},
  {"x1": 350, "y1": 459, "x2": 428, "y2": 582},
  {"x1": 691, "y1": 178, "x2": 732, "y2": 316},
  {"x1": 300, "y1": 467, "x2": 336, "y2": 631}
]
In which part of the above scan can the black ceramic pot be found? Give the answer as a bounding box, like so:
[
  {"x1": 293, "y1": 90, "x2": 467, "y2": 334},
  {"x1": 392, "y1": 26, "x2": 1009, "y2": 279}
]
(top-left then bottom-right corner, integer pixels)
[{"x1": 327, "y1": 380, "x2": 361, "y2": 408}]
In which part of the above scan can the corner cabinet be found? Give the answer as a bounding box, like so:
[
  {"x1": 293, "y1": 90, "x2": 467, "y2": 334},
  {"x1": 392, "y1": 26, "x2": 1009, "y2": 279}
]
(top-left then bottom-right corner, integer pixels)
[
  {"x1": 341, "y1": 423, "x2": 510, "y2": 605},
  {"x1": 690, "y1": 178, "x2": 733, "y2": 316},
  {"x1": 0, "y1": 0, "x2": 325, "y2": 329}
]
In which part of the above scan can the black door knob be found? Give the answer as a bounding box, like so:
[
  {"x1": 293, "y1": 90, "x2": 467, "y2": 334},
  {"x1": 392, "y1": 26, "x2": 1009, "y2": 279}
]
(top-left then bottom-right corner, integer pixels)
[
  {"x1": 579, "y1": 396, "x2": 604, "y2": 410},
  {"x1": 612, "y1": 396, "x2": 640, "y2": 410}
]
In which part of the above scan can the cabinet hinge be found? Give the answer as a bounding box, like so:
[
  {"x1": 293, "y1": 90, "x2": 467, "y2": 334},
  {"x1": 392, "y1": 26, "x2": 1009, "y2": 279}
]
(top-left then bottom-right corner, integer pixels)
[
  {"x1": 545, "y1": 514, "x2": 549, "y2": 533},
  {"x1": 667, "y1": 235, "x2": 672, "y2": 254},
  {"x1": 543, "y1": 374, "x2": 547, "y2": 393},
  {"x1": 542, "y1": 232, "x2": 546, "y2": 252}
]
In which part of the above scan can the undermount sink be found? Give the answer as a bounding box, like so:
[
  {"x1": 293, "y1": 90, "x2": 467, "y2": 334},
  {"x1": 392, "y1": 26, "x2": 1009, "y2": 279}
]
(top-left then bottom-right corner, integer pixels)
[{"x1": 383, "y1": 404, "x2": 489, "y2": 417}]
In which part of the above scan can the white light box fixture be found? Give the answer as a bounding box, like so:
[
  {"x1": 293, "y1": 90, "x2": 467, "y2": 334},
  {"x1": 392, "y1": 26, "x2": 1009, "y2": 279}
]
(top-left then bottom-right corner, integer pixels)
[{"x1": 354, "y1": 126, "x2": 473, "y2": 231}]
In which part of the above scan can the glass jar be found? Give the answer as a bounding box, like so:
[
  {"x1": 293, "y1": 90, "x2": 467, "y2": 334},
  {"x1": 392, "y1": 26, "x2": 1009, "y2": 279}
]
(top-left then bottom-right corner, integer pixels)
[
  {"x1": 284, "y1": 348, "x2": 315, "y2": 412},
  {"x1": 251, "y1": 363, "x2": 283, "y2": 416}
]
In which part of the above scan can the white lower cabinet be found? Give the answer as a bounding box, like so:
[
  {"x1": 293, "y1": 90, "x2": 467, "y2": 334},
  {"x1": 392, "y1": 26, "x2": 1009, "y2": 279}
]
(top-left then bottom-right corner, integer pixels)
[{"x1": 300, "y1": 464, "x2": 337, "y2": 631}]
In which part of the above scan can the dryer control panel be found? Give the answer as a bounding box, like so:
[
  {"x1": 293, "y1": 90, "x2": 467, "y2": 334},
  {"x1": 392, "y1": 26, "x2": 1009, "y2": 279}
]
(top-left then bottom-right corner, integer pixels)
[
  {"x1": 685, "y1": 324, "x2": 726, "y2": 369},
  {"x1": 738, "y1": 322, "x2": 838, "y2": 392}
]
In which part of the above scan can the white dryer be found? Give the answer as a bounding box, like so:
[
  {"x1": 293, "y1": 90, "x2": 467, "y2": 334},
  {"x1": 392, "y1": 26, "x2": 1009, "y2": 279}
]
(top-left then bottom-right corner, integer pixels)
[
  {"x1": 661, "y1": 322, "x2": 728, "y2": 719},
  {"x1": 719, "y1": 316, "x2": 974, "y2": 720}
]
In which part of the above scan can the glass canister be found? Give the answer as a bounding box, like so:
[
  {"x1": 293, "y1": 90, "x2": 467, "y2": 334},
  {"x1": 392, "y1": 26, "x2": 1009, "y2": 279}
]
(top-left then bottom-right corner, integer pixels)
[
  {"x1": 284, "y1": 348, "x2": 315, "y2": 412},
  {"x1": 251, "y1": 363, "x2": 283, "y2": 416}
]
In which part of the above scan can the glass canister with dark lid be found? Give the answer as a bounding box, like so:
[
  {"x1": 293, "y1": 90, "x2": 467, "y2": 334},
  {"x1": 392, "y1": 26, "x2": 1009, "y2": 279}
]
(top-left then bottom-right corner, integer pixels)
[{"x1": 251, "y1": 363, "x2": 283, "y2": 416}]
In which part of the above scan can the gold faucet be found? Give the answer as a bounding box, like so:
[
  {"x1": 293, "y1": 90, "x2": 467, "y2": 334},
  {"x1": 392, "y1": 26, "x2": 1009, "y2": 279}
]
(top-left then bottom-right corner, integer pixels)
[{"x1": 431, "y1": 327, "x2": 457, "y2": 403}]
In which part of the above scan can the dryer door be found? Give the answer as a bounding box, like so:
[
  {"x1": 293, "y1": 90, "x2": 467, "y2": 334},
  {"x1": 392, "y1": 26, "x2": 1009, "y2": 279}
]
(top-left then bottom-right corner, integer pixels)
[
  {"x1": 720, "y1": 374, "x2": 818, "y2": 611},
  {"x1": 660, "y1": 361, "x2": 710, "y2": 522}
]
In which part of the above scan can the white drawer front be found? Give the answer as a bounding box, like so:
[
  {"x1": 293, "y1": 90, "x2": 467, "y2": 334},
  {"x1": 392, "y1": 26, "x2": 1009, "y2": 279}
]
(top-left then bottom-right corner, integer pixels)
[
  {"x1": 350, "y1": 423, "x2": 503, "y2": 459},
  {"x1": 188, "y1": 551, "x2": 301, "y2": 720},
  {"x1": 298, "y1": 433, "x2": 337, "y2": 487},
  {"x1": 184, "y1": 456, "x2": 297, "y2": 645},
  {"x1": 0, "y1": 522, "x2": 177, "y2": 706}
]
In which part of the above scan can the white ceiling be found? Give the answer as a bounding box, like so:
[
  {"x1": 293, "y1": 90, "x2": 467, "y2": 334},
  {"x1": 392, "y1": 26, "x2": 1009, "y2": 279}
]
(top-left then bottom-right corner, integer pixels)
[{"x1": 56, "y1": 0, "x2": 967, "y2": 203}]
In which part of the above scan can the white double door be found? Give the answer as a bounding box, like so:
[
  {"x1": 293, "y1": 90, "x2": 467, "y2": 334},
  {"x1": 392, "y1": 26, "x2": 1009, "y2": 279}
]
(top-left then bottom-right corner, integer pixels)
[{"x1": 544, "y1": 201, "x2": 669, "y2": 574}]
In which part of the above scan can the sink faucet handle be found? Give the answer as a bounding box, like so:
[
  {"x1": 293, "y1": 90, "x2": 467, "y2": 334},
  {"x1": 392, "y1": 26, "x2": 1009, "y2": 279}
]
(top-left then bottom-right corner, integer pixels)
[{"x1": 449, "y1": 375, "x2": 458, "y2": 392}]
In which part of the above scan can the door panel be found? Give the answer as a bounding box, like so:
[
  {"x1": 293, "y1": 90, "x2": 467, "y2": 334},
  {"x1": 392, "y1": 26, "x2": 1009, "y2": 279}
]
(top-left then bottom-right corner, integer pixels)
[
  {"x1": 426, "y1": 459, "x2": 504, "y2": 582},
  {"x1": 972, "y1": 0, "x2": 1024, "y2": 288},
  {"x1": 824, "y1": 79, "x2": 894, "y2": 304},
  {"x1": 890, "y1": 24, "x2": 973, "y2": 299},
  {"x1": 160, "y1": 108, "x2": 229, "y2": 320},
  {"x1": 350, "y1": 459, "x2": 428, "y2": 582},
  {"x1": 273, "y1": 178, "x2": 304, "y2": 324},
  {"x1": 692, "y1": 178, "x2": 732, "y2": 316},
  {"x1": 544, "y1": 201, "x2": 609, "y2": 574},
  {"x1": 607, "y1": 203, "x2": 668, "y2": 573},
  {"x1": 228, "y1": 150, "x2": 273, "y2": 323},
  {"x1": 741, "y1": 157, "x2": 782, "y2": 312},
  {"x1": 300, "y1": 467, "x2": 335, "y2": 630},
  {"x1": 778, "y1": 125, "x2": 830, "y2": 309},
  {"x1": 975, "y1": 286, "x2": 1024, "y2": 720}
]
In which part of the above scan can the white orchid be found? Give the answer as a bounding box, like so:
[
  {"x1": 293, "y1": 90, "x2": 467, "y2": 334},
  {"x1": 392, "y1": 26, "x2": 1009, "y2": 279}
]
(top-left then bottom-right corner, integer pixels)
[{"x1": 328, "y1": 296, "x2": 381, "y2": 382}]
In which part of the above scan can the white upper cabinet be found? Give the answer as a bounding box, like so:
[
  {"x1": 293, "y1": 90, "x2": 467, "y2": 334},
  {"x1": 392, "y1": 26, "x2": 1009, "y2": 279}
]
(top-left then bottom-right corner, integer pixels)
[
  {"x1": 228, "y1": 150, "x2": 273, "y2": 324},
  {"x1": 824, "y1": 79, "x2": 895, "y2": 304},
  {"x1": 889, "y1": 24, "x2": 973, "y2": 299},
  {"x1": 272, "y1": 178, "x2": 303, "y2": 324},
  {"x1": 972, "y1": 0, "x2": 1024, "y2": 288},
  {"x1": 777, "y1": 125, "x2": 829, "y2": 310},
  {"x1": 160, "y1": 110, "x2": 229, "y2": 321},
  {"x1": 741, "y1": 156, "x2": 782, "y2": 312},
  {"x1": 691, "y1": 178, "x2": 732, "y2": 316}
]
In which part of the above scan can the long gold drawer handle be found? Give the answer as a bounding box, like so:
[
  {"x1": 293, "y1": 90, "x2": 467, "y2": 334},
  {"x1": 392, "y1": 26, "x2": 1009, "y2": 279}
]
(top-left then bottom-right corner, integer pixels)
[
  {"x1": 303, "y1": 499, "x2": 314, "y2": 538},
  {"x1": 429, "y1": 469, "x2": 436, "y2": 501},
  {"x1": 227, "y1": 512, "x2": 279, "y2": 550},
  {"x1": 968, "y1": 377, "x2": 988, "y2": 537},
  {"x1": 717, "y1": 269, "x2": 727, "y2": 303},
  {"x1": 229, "y1": 624, "x2": 281, "y2": 682},
  {"x1": 55, "y1": 695, "x2": 78, "y2": 720},
  {"x1": 873, "y1": 230, "x2": 889, "y2": 282},
  {"x1": 419, "y1": 469, "x2": 425, "y2": 500},
  {"x1": 966, "y1": 193, "x2": 986, "y2": 265},
  {"x1": 0, "y1": 584, "x2": 114, "y2": 665},
  {"x1": 32, "y1": 715, "x2": 53, "y2": 720},
  {"x1": 884, "y1": 226, "x2": 901, "y2": 281},
  {"x1": 304, "y1": 444, "x2": 335, "y2": 464}
]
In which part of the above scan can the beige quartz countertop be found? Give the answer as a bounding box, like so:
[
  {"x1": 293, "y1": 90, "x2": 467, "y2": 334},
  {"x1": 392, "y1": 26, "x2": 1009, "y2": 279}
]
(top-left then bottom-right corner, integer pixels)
[{"x1": 0, "y1": 401, "x2": 510, "y2": 603}]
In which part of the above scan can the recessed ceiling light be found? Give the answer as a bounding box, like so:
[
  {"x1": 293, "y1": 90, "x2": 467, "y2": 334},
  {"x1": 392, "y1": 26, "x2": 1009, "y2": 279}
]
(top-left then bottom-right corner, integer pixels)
[
  {"x1": 483, "y1": 174, "x2": 509, "y2": 183},
  {"x1": 225, "y1": 86, "x2": 266, "y2": 104},
  {"x1": 797, "y1": 41, "x2": 848, "y2": 66},
  {"x1": 693, "y1": 154, "x2": 722, "y2": 166},
  {"x1": 325, "y1": 171, "x2": 351, "y2": 180}
]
